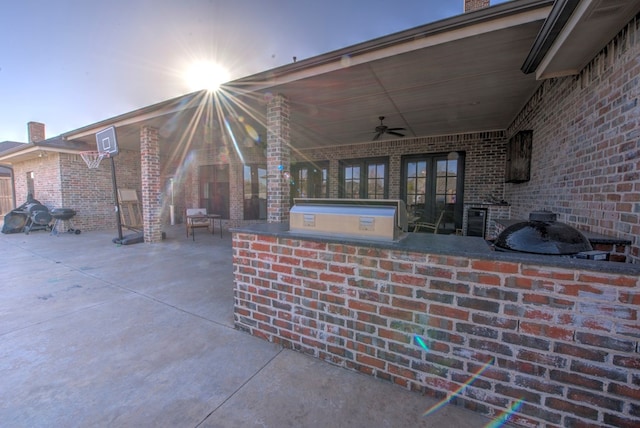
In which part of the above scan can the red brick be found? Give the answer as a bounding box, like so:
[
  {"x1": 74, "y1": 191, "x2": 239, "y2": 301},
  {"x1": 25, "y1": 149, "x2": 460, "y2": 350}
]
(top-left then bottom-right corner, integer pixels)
[
  {"x1": 504, "y1": 276, "x2": 533, "y2": 289},
  {"x1": 294, "y1": 248, "x2": 319, "y2": 259},
  {"x1": 348, "y1": 300, "x2": 377, "y2": 313},
  {"x1": 356, "y1": 354, "x2": 386, "y2": 369},
  {"x1": 272, "y1": 264, "x2": 292, "y2": 274},
  {"x1": 388, "y1": 364, "x2": 417, "y2": 382},
  {"x1": 427, "y1": 255, "x2": 469, "y2": 268},
  {"x1": 358, "y1": 268, "x2": 388, "y2": 280},
  {"x1": 619, "y1": 292, "x2": 640, "y2": 305},
  {"x1": 521, "y1": 267, "x2": 574, "y2": 280},
  {"x1": 278, "y1": 255, "x2": 301, "y2": 266},
  {"x1": 390, "y1": 273, "x2": 426, "y2": 286},
  {"x1": 608, "y1": 383, "x2": 640, "y2": 400},
  {"x1": 379, "y1": 328, "x2": 410, "y2": 343},
  {"x1": 545, "y1": 397, "x2": 598, "y2": 420},
  {"x1": 379, "y1": 306, "x2": 413, "y2": 321},
  {"x1": 357, "y1": 247, "x2": 389, "y2": 258},
  {"x1": 471, "y1": 259, "x2": 519, "y2": 274},
  {"x1": 319, "y1": 272, "x2": 346, "y2": 284},
  {"x1": 578, "y1": 273, "x2": 637, "y2": 287},
  {"x1": 523, "y1": 308, "x2": 554, "y2": 322},
  {"x1": 301, "y1": 240, "x2": 328, "y2": 250},
  {"x1": 415, "y1": 265, "x2": 454, "y2": 279},
  {"x1": 250, "y1": 242, "x2": 271, "y2": 252},
  {"x1": 430, "y1": 304, "x2": 469, "y2": 321},
  {"x1": 379, "y1": 259, "x2": 413, "y2": 272},
  {"x1": 329, "y1": 264, "x2": 356, "y2": 275},
  {"x1": 302, "y1": 260, "x2": 326, "y2": 270},
  {"x1": 519, "y1": 322, "x2": 574, "y2": 341},
  {"x1": 391, "y1": 296, "x2": 426, "y2": 312}
]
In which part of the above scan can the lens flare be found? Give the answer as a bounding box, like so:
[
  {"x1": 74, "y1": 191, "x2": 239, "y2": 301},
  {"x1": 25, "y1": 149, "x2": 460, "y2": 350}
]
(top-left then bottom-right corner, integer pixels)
[
  {"x1": 484, "y1": 398, "x2": 525, "y2": 428},
  {"x1": 423, "y1": 357, "x2": 495, "y2": 417},
  {"x1": 414, "y1": 334, "x2": 429, "y2": 352}
]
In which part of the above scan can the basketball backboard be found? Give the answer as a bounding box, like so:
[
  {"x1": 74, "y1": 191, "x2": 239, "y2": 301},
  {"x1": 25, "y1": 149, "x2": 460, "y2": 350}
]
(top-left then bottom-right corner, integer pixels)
[{"x1": 96, "y1": 126, "x2": 119, "y2": 156}]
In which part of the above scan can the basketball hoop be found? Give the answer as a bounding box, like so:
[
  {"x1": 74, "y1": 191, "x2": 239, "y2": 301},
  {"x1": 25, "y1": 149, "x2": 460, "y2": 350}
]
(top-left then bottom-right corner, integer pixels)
[{"x1": 80, "y1": 151, "x2": 109, "y2": 169}]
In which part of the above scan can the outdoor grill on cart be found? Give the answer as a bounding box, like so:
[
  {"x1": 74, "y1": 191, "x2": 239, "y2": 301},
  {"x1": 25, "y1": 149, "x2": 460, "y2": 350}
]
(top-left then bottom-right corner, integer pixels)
[{"x1": 50, "y1": 208, "x2": 81, "y2": 235}]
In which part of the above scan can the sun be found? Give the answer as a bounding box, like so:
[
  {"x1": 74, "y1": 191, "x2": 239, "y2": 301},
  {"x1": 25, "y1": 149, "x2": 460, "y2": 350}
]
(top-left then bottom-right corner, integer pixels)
[{"x1": 184, "y1": 60, "x2": 230, "y2": 92}]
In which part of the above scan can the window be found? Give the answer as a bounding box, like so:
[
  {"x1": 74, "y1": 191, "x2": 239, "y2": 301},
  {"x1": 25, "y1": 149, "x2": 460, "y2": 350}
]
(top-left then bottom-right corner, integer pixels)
[
  {"x1": 402, "y1": 152, "x2": 464, "y2": 234},
  {"x1": 26, "y1": 171, "x2": 35, "y2": 198},
  {"x1": 243, "y1": 164, "x2": 267, "y2": 220},
  {"x1": 290, "y1": 162, "x2": 328, "y2": 203},
  {"x1": 339, "y1": 158, "x2": 388, "y2": 199}
]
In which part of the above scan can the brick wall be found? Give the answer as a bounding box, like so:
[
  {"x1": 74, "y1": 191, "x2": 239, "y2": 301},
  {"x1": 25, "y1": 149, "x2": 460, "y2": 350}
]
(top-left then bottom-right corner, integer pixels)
[
  {"x1": 140, "y1": 126, "x2": 162, "y2": 242},
  {"x1": 194, "y1": 131, "x2": 507, "y2": 230},
  {"x1": 11, "y1": 151, "x2": 142, "y2": 232},
  {"x1": 13, "y1": 154, "x2": 63, "y2": 208},
  {"x1": 507, "y1": 15, "x2": 640, "y2": 264},
  {"x1": 233, "y1": 232, "x2": 640, "y2": 427}
]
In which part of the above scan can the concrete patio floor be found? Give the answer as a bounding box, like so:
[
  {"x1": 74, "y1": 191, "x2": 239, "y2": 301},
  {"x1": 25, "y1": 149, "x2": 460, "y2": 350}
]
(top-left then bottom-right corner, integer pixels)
[{"x1": 0, "y1": 224, "x2": 512, "y2": 427}]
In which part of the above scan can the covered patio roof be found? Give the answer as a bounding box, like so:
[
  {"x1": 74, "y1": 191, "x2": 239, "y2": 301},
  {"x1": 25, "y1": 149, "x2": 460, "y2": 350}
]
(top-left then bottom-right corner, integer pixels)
[
  {"x1": 59, "y1": 0, "x2": 553, "y2": 154},
  {"x1": 49, "y1": 0, "x2": 639, "y2": 155}
]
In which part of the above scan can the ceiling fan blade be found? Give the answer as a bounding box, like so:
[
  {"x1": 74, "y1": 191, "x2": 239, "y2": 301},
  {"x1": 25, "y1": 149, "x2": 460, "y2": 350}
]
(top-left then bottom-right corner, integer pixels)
[
  {"x1": 387, "y1": 127, "x2": 406, "y2": 131},
  {"x1": 372, "y1": 132, "x2": 382, "y2": 141},
  {"x1": 387, "y1": 131, "x2": 405, "y2": 137}
]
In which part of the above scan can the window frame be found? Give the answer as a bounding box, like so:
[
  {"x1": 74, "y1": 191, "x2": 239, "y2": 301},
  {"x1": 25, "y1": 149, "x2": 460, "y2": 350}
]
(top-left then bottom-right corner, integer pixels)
[
  {"x1": 401, "y1": 152, "x2": 465, "y2": 233},
  {"x1": 338, "y1": 157, "x2": 389, "y2": 199},
  {"x1": 243, "y1": 164, "x2": 267, "y2": 220}
]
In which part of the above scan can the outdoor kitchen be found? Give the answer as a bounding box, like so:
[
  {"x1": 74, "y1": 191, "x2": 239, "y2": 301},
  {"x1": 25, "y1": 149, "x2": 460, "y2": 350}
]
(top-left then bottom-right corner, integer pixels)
[{"x1": 232, "y1": 197, "x2": 640, "y2": 426}]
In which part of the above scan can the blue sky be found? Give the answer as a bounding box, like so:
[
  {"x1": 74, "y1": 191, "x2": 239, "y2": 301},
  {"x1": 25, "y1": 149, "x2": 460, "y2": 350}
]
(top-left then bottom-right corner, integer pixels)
[{"x1": 0, "y1": 0, "x2": 509, "y2": 142}]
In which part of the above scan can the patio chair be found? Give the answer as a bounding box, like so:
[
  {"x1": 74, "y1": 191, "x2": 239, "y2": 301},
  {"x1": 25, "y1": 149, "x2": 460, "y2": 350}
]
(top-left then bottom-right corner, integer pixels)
[
  {"x1": 186, "y1": 208, "x2": 209, "y2": 240},
  {"x1": 413, "y1": 211, "x2": 445, "y2": 234}
]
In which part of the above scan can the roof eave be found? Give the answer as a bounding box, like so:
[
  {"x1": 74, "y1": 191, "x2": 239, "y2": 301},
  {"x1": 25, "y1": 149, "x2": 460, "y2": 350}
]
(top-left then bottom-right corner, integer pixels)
[
  {"x1": 230, "y1": 0, "x2": 554, "y2": 90},
  {"x1": 521, "y1": 0, "x2": 582, "y2": 74}
]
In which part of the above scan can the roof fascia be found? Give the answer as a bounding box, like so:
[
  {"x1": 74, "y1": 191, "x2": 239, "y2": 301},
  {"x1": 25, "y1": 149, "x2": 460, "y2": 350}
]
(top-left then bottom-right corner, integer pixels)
[
  {"x1": 521, "y1": 0, "x2": 582, "y2": 74},
  {"x1": 61, "y1": 90, "x2": 207, "y2": 140},
  {"x1": 230, "y1": 0, "x2": 553, "y2": 91}
]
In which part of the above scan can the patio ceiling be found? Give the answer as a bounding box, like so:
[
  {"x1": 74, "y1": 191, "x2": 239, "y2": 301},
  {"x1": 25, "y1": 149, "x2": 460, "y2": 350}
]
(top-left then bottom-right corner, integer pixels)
[
  {"x1": 255, "y1": 20, "x2": 547, "y2": 150},
  {"x1": 59, "y1": 0, "x2": 553, "y2": 156}
]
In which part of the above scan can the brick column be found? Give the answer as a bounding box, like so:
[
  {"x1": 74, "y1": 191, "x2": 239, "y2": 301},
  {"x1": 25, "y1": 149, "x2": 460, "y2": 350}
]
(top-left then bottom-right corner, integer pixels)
[
  {"x1": 266, "y1": 94, "x2": 291, "y2": 223},
  {"x1": 140, "y1": 126, "x2": 162, "y2": 243}
]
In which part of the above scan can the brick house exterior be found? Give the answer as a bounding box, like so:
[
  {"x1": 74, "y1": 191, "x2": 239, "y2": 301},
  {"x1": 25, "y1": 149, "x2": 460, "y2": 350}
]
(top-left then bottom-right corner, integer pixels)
[
  {"x1": 506, "y1": 16, "x2": 640, "y2": 262},
  {"x1": 1, "y1": 0, "x2": 638, "y2": 426},
  {"x1": 9, "y1": 150, "x2": 140, "y2": 232}
]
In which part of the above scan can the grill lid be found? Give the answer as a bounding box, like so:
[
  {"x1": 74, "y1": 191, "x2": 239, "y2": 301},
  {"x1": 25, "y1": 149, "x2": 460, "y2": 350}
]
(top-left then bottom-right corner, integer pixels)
[{"x1": 494, "y1": 211, "x2": 592, "y2": 255}]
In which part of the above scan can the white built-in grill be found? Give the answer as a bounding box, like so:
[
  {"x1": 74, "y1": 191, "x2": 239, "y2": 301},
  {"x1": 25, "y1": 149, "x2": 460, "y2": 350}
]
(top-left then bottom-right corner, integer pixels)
[{"x1": 290, "y1": 198, "x2": 408, "y2": 241}]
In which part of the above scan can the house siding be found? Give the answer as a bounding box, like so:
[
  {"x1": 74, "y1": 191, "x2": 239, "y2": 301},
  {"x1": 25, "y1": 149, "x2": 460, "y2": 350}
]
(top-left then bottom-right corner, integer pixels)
[{"x1": 507, "y1": 14, "x2": 640, "y2": 264}]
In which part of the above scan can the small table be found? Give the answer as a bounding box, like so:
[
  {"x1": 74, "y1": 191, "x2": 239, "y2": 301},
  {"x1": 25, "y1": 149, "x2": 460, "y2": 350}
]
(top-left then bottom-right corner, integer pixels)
[{"x1": 186, "y1": 214, "x2": 223, "y2": 240}]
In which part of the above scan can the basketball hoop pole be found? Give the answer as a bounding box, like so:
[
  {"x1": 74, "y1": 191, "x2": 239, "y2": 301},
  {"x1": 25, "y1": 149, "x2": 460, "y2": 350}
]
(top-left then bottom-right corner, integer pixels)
[
  {"x1": 95, "y1": 126, "x2": 124, "y2": 243},
  {"x1": 110, "y1": 156, "x2": 124, "y2": 241}
]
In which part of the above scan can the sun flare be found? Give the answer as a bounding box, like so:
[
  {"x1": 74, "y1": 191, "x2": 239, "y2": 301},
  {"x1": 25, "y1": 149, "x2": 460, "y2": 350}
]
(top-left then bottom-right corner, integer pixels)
[{"x1": 184, "y1": 60, "x2": 230, "y2": 92}]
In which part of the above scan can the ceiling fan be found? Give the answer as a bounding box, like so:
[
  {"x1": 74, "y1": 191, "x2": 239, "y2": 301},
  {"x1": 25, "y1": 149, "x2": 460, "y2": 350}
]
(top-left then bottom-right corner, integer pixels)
[{"x1": 373, "y1": 116, "x2": 406, "y2": 140}]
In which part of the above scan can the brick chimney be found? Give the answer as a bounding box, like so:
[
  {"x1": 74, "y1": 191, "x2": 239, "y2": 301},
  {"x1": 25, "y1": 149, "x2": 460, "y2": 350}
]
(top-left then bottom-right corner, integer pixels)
[
  {"x1": 464, "y1": 0, "x2": 490, "y2": 12},
  {"x1": 28, "y1": 121, "x2": 45, "y2": 143}
]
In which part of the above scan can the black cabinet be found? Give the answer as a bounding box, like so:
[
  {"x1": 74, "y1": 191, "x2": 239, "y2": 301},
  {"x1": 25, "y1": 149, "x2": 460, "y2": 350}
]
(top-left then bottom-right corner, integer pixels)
[{"x1": 467, "y1": 208, "x2": 487, "y2": 238}]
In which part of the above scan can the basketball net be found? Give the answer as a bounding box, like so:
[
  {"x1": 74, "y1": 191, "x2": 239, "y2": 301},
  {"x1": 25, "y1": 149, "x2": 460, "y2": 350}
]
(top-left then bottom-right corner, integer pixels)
[{"x1": 80, "y1": 151, "x2": 109, "y2": 169}]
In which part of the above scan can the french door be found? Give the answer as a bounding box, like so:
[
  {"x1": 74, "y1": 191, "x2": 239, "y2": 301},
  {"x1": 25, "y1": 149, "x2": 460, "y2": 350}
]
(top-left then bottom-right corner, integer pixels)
[
  {"x1": 402, "y1": 152, "x2": 464, "y2": 233},
  {"x1": 199, "y1": 165, "x2": 230, "y2": 218},
  {"x1": 339, "y1": 157, "x2": 388, "y2": 199}
]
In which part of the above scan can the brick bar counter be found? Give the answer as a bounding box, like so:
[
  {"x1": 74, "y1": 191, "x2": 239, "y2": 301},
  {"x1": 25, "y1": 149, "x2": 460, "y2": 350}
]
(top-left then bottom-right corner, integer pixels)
[{"x1": 232, "y1": 224, "x2": 640, "y2": 427}]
